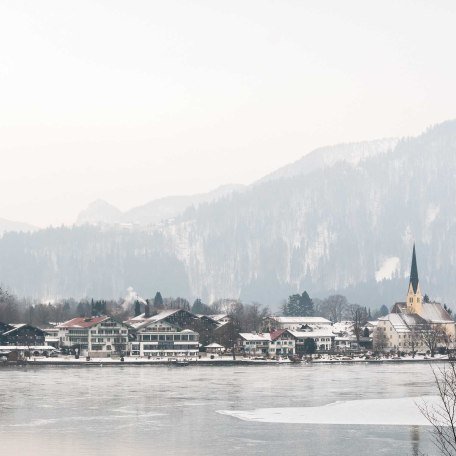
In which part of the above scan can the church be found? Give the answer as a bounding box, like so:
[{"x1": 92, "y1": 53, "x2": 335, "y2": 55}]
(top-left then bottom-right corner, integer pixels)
[{"x1": 374, "y1": 245, "x2": 455, "y2": 353}]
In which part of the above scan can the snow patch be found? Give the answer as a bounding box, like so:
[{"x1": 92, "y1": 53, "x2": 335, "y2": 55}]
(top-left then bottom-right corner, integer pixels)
[
  {"x1": 218, "y1": 396, "x2": 438, "y2": 426},
  {"x1": 375, "y1": 256, "x2": 400, "y2": 282},
  {"x1": 426, "y1": 203, "x2": 440, "y2": 226}
]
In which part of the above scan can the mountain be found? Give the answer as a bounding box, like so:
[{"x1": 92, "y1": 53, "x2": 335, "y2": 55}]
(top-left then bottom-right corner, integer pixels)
[
  {"x1": 76, "y1": 200, "x2": 123, "y2": 225},
  {"x1": 121, "y1": 184, "x2": 245, "y2": 225},
  {"x1": 257, "y1": 138, "x2": 398, "y2": 184},
  {"x1": 76, "y1": 184, "x2": 245, "y2": 226},
  {"x1": 1, "y1": 121, "x2": 456, "y2": 309},
  {"x1": 159, "y1": 121, "x2": 456, "y2": 307},
  {"x1": 0, "y1": 218, "x2": 37, "y2": 236}
]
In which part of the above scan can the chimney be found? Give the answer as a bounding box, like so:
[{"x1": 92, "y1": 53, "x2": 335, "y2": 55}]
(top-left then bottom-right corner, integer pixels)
[{"x1": 144, "y1": 302, "x2": 151, "y2": 319}]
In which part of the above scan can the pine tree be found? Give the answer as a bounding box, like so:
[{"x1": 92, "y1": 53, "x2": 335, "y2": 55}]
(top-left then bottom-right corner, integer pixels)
[
  {"x1": 283, "y1": 291, "x2": 314, "y2": 317},
  {"x1": 284, "y1": 294, "x2": 301, "y2": 316},
  {"x1": 191, "y1": 298, "x2": 211, "y2": 315},
  {"x1": 154, "y1": 292, "x2": 163, "y2": 308},
  {"x1": 379, "y1": 305, "x2": 389, "y2": 316},
  {"x1": 303, "y1": 337, "x2": 317, "y2": 354},
  {"x1": 300, "y1": 291, "x2": 314, "y2": 317}
]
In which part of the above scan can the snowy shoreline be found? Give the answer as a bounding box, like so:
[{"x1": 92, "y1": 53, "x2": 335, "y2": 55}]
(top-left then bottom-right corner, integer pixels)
[{"x1": 1, "y1": 355, "x2": 451, "y2": 367}]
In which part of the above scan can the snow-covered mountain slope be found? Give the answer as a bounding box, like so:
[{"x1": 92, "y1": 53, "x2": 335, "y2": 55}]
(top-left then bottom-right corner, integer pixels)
[
  {"x1": 1, "y1": 121, "x2": 456, "y2": 309},
  {"x1": 159, "y1": 121, "x2": 456, "y2": 306},
  {"x1": 257, "y1": 138, "x2": 398, "y2": 184},
  {"x1": 76, "y1": 184, "x2": 245, "y2": 227},
  {"x1": 122, "y1": 184, "x2": 245, "y2": 225}
]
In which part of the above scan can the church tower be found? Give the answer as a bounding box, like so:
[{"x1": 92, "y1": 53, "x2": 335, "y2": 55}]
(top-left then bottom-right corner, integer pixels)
[{"x1": 406, "y1": 244, "x2": 423, "y2": 315}]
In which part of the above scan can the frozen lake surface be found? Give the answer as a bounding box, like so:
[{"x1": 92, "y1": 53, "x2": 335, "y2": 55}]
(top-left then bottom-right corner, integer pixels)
[{"x1": 0, "y1": 363, "x2": 440, "y2": 455}]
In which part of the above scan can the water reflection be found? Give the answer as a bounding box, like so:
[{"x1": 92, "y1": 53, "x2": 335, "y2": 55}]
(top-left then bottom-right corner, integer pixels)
[
  {"x1": 410, "y1": 425, "x2": 421, "y2": 456},
  {"x1": 0, "y1": 363, "x2": 438, "y2": 456}
]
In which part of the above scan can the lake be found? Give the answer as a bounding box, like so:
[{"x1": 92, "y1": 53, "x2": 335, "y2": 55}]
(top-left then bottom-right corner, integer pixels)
[{"x1": 0, "y1": 363, "x2": 440, "y2": 455}]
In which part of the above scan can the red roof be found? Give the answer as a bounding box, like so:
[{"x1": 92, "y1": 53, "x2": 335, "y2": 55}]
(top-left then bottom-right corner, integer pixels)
[
  {"x1": 58, "y1": 316, "x2": 108, "y2": 329},
  {"x1": 270, "y1": 329, "x2": 287, "y2": 341}
]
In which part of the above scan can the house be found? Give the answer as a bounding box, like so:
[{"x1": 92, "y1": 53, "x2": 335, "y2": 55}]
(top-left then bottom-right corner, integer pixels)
[
  {"x1": 334, "y1": 335, "x2": 353, "y2": 351},
  {"x1": 374, "y1": 245, "x2": 456, "y2": 353},
  {"x1": 0, "y1": 323, "x2": 47, "y2": 346},
  {"x1": 201, "y1": 314, "x2": 231, "y2": 326},
  {"x1": 126, "y1": 309, "x2": 200, "y2": 358},
  {"x1": 238, "y1": 330, "x2": 295, "y2": 357},
  {"x1": 204, "y1": 343, "x2": 225, "y2": 354},
  {"x1": 42, "y1": 326, "x2": 60, "y2": 348},
  {"x1": 57, "y1": 316, "x2": 130, "y2": 357},
  {"x1": 289, "y1": 326, "x2": 335, "y2": 354},
  {"x1": 196, "y1": 313, "x2": 233, "y2": 346},
  {"x1": 263, "y1": 316, "x2": 333, "y2": 331}
]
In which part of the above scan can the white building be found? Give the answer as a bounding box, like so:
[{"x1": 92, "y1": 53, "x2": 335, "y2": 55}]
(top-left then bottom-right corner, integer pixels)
[
  {"x1": 238, "y1": 330, "x2": 295, "y2": 357},
  {"x1": 289, "y1": 327, "x2": 335, "y2": 353},
  {"x1": 126, "y1": 309, "x2": 199, "y2": 358},
  {"x1": 57, "y1": 316, "x2": 129, "y2": 357}
]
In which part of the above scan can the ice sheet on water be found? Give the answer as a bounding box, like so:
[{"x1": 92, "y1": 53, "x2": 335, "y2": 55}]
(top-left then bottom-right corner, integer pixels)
[{"x1": 218, "y1": 396, "x2": 441, "y2": 426}]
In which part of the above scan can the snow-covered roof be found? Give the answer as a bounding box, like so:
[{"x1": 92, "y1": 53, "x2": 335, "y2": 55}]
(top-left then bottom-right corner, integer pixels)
[
  {"x1": 378, "y1": 313, "x2": 425, "y2": 333},
  {"x1": 268, "y1": 316, "x2": 332, "y2": 324},
  {"x1": 205, "y1": 343, "x2": 224, "y2": 348},
  {"x1": 366, "y1": 321, "x2": 379, "y2": 327},
  {"x1": 332, "y1": 321, "x2": 354, "y2": 333},
  {"x1": 0, "y1": 345, "x2": 56, "y2": 350},
  {"x1": 125, "y1": 309, "x2": 182, "y2": 330},
  {"x1": 239, "y1": 333, "x2": 271, "y2": 342},
  {"x1": 205, "y1": 314, "x2": 228, "y2": 322},
  {"x1": 289, "y1": 329, "x2": 335, "y2": 338},
  {"x1": 57, "y1": 316, "x2": 109, "y2": 329},
  {"x1": 420, "y1": 302, "x2": 454, "y2": 324},
  {"x1": 1, "y1": 323, "x2": 47, "y2": 336},
  {"x1": 180, "y1": 329, "x2": 197, "y2": 334}
]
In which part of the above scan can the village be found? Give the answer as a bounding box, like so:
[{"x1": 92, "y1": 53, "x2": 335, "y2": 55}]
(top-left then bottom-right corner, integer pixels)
[{"x1": 1, "y1": 246, "x2": 455, "y2": 366}]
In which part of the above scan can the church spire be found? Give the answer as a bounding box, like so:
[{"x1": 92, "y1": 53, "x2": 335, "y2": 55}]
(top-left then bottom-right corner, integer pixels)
[{"x1": 409, "y1": 243, "x2": 419, "y2": 294}]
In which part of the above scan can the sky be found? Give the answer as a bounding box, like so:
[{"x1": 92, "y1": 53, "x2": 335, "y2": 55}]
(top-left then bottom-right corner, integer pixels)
[{"x1": 1, "y1": 0, "x2": 456, "y2": 227}]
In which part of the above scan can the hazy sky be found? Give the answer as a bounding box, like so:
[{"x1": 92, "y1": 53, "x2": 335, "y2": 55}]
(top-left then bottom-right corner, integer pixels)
[{"x1": 1, "y1": 0, "x2": 455, "y2": 227}]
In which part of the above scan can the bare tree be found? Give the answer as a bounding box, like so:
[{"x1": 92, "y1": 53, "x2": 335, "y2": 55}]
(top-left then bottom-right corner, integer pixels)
[
  {"x1": 320, "y1": 295, "x2": 347, "y2": 323},
  {"x1": 373, "y1": 327, "x2": 389, "y2": 352},
  {"x1": 402, "y1": 318, "x2": 424, "y2": 358},
  {"x1": 408, "y1": 325, "x2": 423, "y2": 358},
  {"x1": 418, "y1": 363, "x2": 456, "y2": 456},
  {"x1": 243, "y1": 302, "x2": 270, "y2": 332},
  {"x1": 347, "y1": 304, "x2": 368, "y2": 346},
  {"x1": 422, "y1": 323, "x2": 440, "y2": 357}
]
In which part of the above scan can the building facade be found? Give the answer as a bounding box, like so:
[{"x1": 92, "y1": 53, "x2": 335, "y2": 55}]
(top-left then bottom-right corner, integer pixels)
[
  {"x1": 57, "y1": 316, "x2": 129, "y2": 357},
  {"x1": 127, "y1": 309, "x2": 200, "y2": 358},
  {"x1": 289, "y1": 327, "x2": 335, "y2": 354},
  {"x1": 0, "y1": 323, "x2": 47, "y2": 346},
  {"x1": 238, "y1": 330, "x2": 295, "y2": 357}
]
